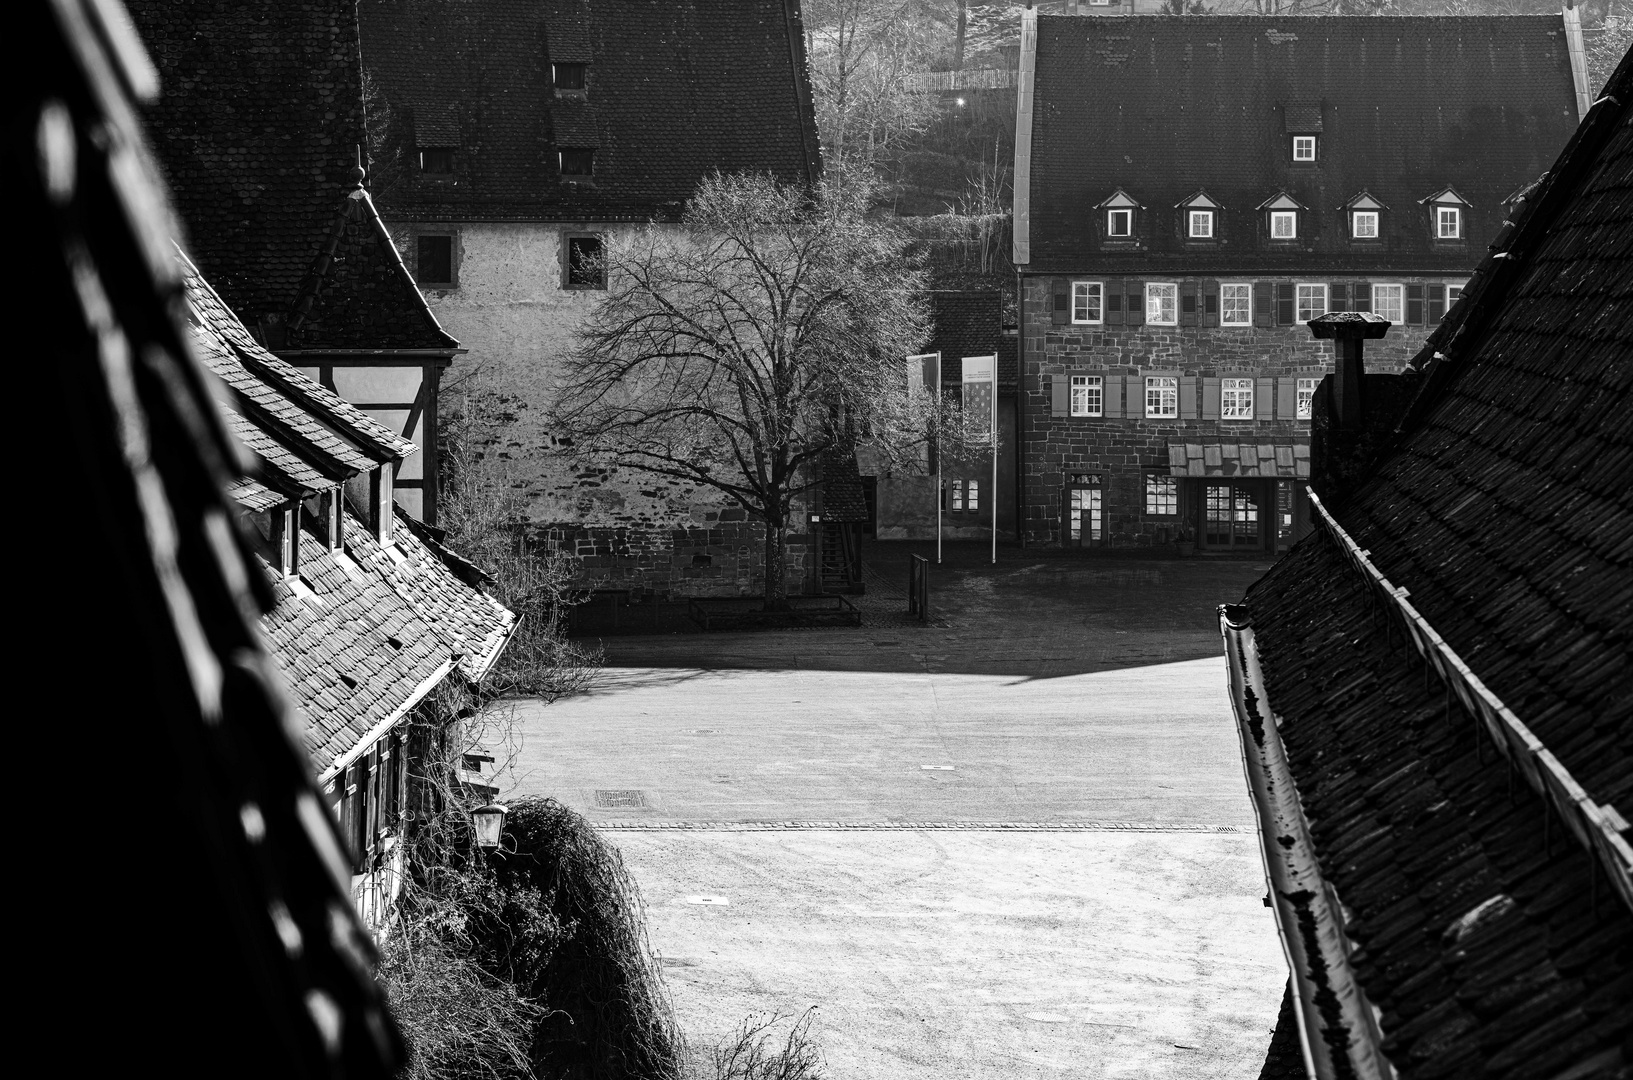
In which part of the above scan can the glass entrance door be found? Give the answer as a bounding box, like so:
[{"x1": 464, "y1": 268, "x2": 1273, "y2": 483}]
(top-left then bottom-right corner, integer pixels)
[
  {"x1": 1067, "y1": 486, "x2": 1102, "y2": 546},
  {"x1": 1203, "y1": 482, "x2": 1263, "y2": 549}
]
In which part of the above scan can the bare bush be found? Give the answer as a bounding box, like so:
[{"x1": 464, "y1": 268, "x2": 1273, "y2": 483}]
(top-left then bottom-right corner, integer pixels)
[{"x1": 707, "y1": 1010, "x2": 826, "y2": 1080}]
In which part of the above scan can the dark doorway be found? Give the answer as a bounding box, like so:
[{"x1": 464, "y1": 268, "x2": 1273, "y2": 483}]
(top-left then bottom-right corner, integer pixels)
[{"x1": 861, "y1": 476, "x2": 878, "y2": 536}]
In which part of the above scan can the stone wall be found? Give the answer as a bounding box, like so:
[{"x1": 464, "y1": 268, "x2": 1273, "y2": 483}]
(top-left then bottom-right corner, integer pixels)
[{"x1": 1019, "y1": 274, "x2": 1444, "y2": 547}]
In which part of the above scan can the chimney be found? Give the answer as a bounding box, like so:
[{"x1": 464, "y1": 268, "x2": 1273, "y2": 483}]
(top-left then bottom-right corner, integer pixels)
[{"x1": 1308, "y1": 312, "x2": 1390, "y2": 428}]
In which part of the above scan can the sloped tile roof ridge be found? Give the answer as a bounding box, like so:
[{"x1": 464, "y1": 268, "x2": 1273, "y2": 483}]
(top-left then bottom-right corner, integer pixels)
[
  {"x1": 223, "y1": 408, "x2": 338, "y2": 495},
  {"x1": 397, "y1": 511, "x2": 493, "y2": 589},
  {"x1": 177, "y1": 245, "x2": 419, "y2": 460},
  {"x1": 285, "y1": 185, "x2": 461, "y2": 351}
]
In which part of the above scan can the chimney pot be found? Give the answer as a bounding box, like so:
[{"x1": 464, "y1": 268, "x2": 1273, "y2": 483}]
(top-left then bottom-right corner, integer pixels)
[{"x1": 1309, "y1": 312, "x2": 1390, "y2": 428}]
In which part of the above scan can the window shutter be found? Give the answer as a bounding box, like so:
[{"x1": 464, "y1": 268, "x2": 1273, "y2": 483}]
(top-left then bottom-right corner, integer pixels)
[
  {"x1": 1106, "y1": 289, "x2": 1124, "y2": 325},
  {"x1": 1050, "y1": 375, "x2": 1068, "y2": 417},
  {"x1": 1104, "y1": 375, "x2": 1125, "y2": 418},
  {"x1": 1202, "y1": 377, "x2": 1222, "y2": 420},
  {"x1": 1255, "y1": 377, "x2": 1275, "y2": 421},
  {"x1": 1329, "y1": 283, "x2": 1349, "y2": 312},
  {"x1": 1181, "y1": 281, "x2": 1198, "y2": 326},
  {"x1": 1125, "y1": 281, "x2": 1145, "y2": 325},
  {"x1": 1428, "y1": 283, "x2": 1447, "y2": 322},
  {"x1": 1254, "y1": 282, "x2": 1273, "y2": 327},
  {"x1": 1052, "y1": 279, "x2": 1070, "y2": 325},
  {"x1": 1406, "y1": 284, "x2": 1425, "y2": 324},
  {"x1": 1203, "y1": 280, "x2": 1219, "y2": 327},
  {"x1": 1353, "y1": 281, "x2": 1371, "y2": 313},
  {"x1": 1276, "y1": 282, "x2": 1295, "y2": 326},
  {"x1": 1276, "y1": 377, "x2": 1298, "y2": 419},
  {"x1": 1179, "y1": 376, "x2": 1199, "y2": 418}
]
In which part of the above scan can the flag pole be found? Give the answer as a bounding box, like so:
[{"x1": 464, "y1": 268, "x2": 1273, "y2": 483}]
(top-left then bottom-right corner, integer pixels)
[
  {"x1": 990, "y1": 354, "x2": 998, "y2": 566},
  {"x1": 936, "y1": 351, "x2": 943, "y2": 566}
]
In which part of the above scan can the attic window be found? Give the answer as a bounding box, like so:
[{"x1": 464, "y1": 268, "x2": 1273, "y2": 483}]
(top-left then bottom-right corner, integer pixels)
[
  {"x1": 1352, "y1": 211, "x2": 1379, "y2": 239},
  {"x1": 559, "y1": 148, "x2": 594, "y2": 177},
  {"x1": 1271, "y1": 211, "x2": 1297, "y2": 239},
  {"x1": 1107, "y1": 209, "x2": 1132, "y2": 237},
  {"x1": 1188, "y1": 211, "x2": 1214, "y2": 238},
  {"x1": 1292, "y1": 136, "x2": 1316, "y2": 162},
  {"x1": 419, "y1": 148, "x2": 454, "y2": 175},
  {"x1": 1437, "y1": 206, "x2": 1462, "y2": 239},
  {"x1": 553, "y1": 63, "x2": 587, "y2": 91}
]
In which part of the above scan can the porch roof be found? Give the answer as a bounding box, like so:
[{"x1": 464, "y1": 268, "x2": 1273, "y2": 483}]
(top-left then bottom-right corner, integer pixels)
[{"x1": 1167, "y1": 440, "x2": 1310, "y2": 479}]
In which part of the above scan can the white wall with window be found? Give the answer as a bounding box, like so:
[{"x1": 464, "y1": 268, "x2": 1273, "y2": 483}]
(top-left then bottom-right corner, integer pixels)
[
  {"x1": 1070, "y1": 375, "x2": 1102, "y2": 417},
  {"x1": 1221, "y1": 377, "x2": 1255, "y2": 420},
  {"x1": 1072, "y1": 280, "x2": 1103, "y2": 323},
  {"x1": 1146, "y1": 282, "x2": 1178, "y2": 325},
  {"x1": 1296, "y1": 283, "x2": 1327, "y2": 323},
  {"x1": 1145, "y1": 376, "x2": 1178, "y2": 418},
  {"x1": 1221, "y1": 282, "x2": 1252, "y2": 326},
  {"x1": 1437, "y1": 205, "x2": 1462, "y2": 238}
]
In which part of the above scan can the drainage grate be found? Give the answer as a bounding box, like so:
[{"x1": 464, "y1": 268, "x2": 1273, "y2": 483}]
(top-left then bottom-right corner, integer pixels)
[{"x1": 594, "y1": 789, "x2": 647, "y2": 809}]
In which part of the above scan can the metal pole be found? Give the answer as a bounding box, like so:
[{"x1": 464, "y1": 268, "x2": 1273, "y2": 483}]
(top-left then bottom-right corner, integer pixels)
[
  {"x1": 936, "y1": 352, "x2": 943, "y2": 565},
  {"x1": 991, "y1": 359, "x2": 998, "y2": 566}
]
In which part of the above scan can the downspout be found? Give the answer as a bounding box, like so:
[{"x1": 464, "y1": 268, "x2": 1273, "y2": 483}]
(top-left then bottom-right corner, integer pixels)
[
  {"x1": 1563, "y1": 4, "x2": 1592, "y2": 122},
  {"x1": 1013, "y1": 6, "x2": 1037, "y2": 544},
  {"x1": 1220, "y1": 605, "x2": 1396, "y2": 1080}
]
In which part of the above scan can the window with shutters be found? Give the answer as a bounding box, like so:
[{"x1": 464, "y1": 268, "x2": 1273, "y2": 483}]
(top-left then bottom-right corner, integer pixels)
[
  {"x1": 1145, "y1": 474, "x2": 1178, "y2": 515},
  {"x1": 1372, "y1": 284, "x2": 1404, "y2": 323},
  {"x1": 1070, "y1": 375, "x2": 1101, "y2": 417},
  {"x1": 1220, "y1": 283, "x2": 1252, "y2": 326},
  {"x1": 1437, "y1": 206, "x2": 1461, "y2": 239},
  {"x1": 1146, "y1": 283, "x2": 1178, "y2": 325},
  {"x1": 1271, "y1": 211, "x2": 1297, "y2": 239},
  {"x1": 1072, "y1": 281, "x2": 1103, "y2": 324},
  {"x1": 948, "y1": 479, "x2": 980, "y2": 513},
  {"x1": 1296, "y1": 283, "x2": 1327, "y2": 323},
  {"x1": 1352, "y1": 211, "x2": 1379, "y2": 239},
  {"x1": 1221, "y1": 378, "x2": 1254, "y2": 420},
  {"x1": 1188, "y1": 211, "x2": 1214, "y2": 238},
  {"x1": 1108, "y1": 208, "x2": 1133, "y2": 237},
  {"x1": 1145, "y1": 376, "x2": 1179, "y2": 418},
  {"x1": 1292, "y1": 135, "x2": 1316, "y2": 162},
  {"x1": 1296, "y1": 377, "x2": 1320, "y2": 420}
]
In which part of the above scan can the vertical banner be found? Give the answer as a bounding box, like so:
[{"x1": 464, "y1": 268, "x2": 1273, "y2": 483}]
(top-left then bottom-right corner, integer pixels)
[
  {"x1": 908, "y1": 353, "x2": 943, "y2": 563},
  {"x1": 962, "y1": 355, "x2": 999, "y2": 564}
]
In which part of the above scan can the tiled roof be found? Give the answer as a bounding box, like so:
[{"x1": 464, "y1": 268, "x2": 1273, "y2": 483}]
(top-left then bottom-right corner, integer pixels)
[
  {"x1": 1026, "y1": 15, "x2": 1580, "y2": 273},
  {"x1": 128, "y1": 0, "x2": 366, "y2": 322},
  {"x1": 1167, "y1": 440, "x2": 1309, "y2": 478},
  {"x1": 929, "y1": 291, "x2": 1007, "y2": 389},
  {"x1": 285, "y1": 186, "x2": 461, "y2": 352},
  {"x1": 224, "y1": 410, "x2": 336, "y2": 494},
  {"x1": 819, "y1": 448, "x2": 870, "y2": 524},
  {"x1": 1240, "y1": 53, "x2": 1633, "y2": 1078},
  {"x1": 356, "y1": 0, "x2": 821, "y2": 222}
]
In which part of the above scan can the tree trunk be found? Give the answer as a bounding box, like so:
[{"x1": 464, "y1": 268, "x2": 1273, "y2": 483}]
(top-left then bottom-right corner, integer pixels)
[
  {"x1": 954, "y1": 0, "x2": 966, "y2": 73},
  {"x1": 762, "y1": 509, "x2": 789, "y2": 611}
]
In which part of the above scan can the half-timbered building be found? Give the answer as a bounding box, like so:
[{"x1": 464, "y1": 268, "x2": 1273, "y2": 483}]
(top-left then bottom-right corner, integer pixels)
[{"x1": 1011, "y1": 11, "x2": 1588, "y2": 553}]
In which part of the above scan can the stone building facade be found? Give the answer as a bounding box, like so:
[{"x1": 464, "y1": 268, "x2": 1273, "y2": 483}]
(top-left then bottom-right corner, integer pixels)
[{"x1": 1011, "y1": 11, "x2": 1587, "y2": 551}]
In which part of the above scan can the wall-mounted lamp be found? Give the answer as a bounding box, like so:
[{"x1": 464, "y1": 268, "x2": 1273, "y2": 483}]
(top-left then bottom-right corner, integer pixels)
[{"x1": 471, "y1": 803, "x2": 509, "y2": 849}]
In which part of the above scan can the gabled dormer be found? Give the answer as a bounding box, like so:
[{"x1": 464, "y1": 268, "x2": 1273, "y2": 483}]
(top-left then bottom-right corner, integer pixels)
[
  {"x1": 1097, "y1": 189, "x2": 1143, "y2": 247},
  {"x1": 1282, "y1": 103, "x2": 1322, "y2": 164},
  {"x1": 1343, "y1": 191, "x2": 1388, "y2": 243},
  {"x1": 1257, "y1": 191, "x2": 1307, "y2": 244},
  {"x1": 1420, "y1": 187, "x2": 1471, "y2": 244},
  {"x1": 1176, "y1": 190, "x2": 1222, "y2": 243}
]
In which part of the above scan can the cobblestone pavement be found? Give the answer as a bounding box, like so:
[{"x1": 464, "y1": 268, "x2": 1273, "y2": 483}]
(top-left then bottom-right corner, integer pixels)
[{"x1": 506, "y1": 543, "x2": 1286, "y2": 1079}]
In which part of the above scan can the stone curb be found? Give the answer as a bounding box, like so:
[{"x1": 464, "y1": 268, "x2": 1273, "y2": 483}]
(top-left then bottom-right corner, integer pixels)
[{"x1": 590, "y1": 820, "x2": 1241, "y2": 833}]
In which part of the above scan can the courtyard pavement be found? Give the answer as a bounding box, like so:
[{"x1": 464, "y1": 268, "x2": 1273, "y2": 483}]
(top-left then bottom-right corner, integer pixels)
[{"x1": 503, "y1": 543, "x2": 1289, "y2": 1078}]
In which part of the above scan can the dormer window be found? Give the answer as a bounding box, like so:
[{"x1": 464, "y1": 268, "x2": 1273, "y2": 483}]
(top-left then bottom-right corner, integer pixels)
[
  {"x1": 1421, "y1": 187, "x2": 1471, "y2": 244},
  {"x1": 1283, "y1": 103, "x2": 1322, "y2": 165},
  {"x1": 1352, "y1": 211, "x2": 1379, "y2": 238},
  {"x1": 553, "y1": 63, "x2": 586, "y2": 91},
  {"x1": 1108, "y1": 208, "x2": 1132, "y2": 237},
  {"x1": 1292, "y1": 135, "x2": 1316, "y2": 162},
  {"x1": 418, "y1": 148, "x2": 454, "y2": 175},
  {"x1": 1437, "y1": 206, "x2": 1462, "y2": 239},
  {"x1": 1259, "y1": 192, "x2": 1304, "y2": 243},
  {"x1": 1097, "y1": 189, "x2": 1141, "y2": 244},
  {"x1": 1177, "y1": 191, "x2": 1221, "y2": 242},
  {"x1": 1271, "y1": 211, "x2": 1297, "y2": 239},
  {"x1": 560, "y1": 148, "x2": 594, "y2": 177},
  {"x1": 1188, "y1": 211, "x2": 1213, "y2": 238}
]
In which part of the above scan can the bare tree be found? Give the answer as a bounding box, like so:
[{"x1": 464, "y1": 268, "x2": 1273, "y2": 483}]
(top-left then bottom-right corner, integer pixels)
[
  {"x1": 549, "y1": 168, "x2": 959, "y2": 609},
  {"x1": 806, "y1": 0, "x2": 940, "y2": 167}
]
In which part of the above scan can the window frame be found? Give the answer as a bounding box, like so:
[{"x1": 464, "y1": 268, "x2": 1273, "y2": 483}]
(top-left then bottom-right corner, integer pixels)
[
  {"x1": 558, "y1": 148, "x2": 595, "y2": 179},
  {"x1": 1107, "y1": 208, "x2": 1133, "y2": 238},
  {"x1": 1144, "y1": 473, "x2": 1179, "y2": 516},
  {"x1": 1219, "y1": 282, "x2": 1253, "y2": 327},
  {"x1": 1221, "y1": 377, "x2": 1255, "y2": 421},
  {"x1": 1351, "y1": 210, "x2": 1379, "y2": 239},
  {"x1": 1144, "y1": 375, "x2": 1179, "y2": 419},
  {"x1": 1291, "y1": 135, "x2": 1317, "y2": 162},
  {"x1": 1069, "y1": 374, "x2": 1102, "y2": 418},
  {"x1": 1372, "y1": 283, "x2": 1404, "y2": 323},
  {"x1": 1146, "y1": 282, "x2": 1179, "y2": 326},
  {"x1": 1187, "y1": 210, "x2": 1214, "y2": 239},
  {"x1": 947, "y1": 478, "x2": 981, "y2": 513},
  {"x1": 1436, "y1": 205, "x2": 1462, "y2": 239},
  {"x1": 414, "y1": 231, "x2": 458, "y2": 289},
  {"x1": 1071, "y1": 280, "x2": 1104, "y2": 324},
  {"x1": 561, "y1": 231, "x2": 607, "y2": 290},
  {"x1": 1296, "y1": 376, "x2": 1321, "y2": 420},
  {"x1": 1270, "y1": 210, "x2": 1298, "y2": 239},
  {"x1": 552, "y1": 62, "x2": 587, "y2": 91},
  {"x1": 1446, "y1": 280, "x2": 1466, "y2": 307},
  {"x1": 417, "y1": 147, "x2": 455, "y2": 176},
  {"x1": 1296, "y1": 282, "x2": 1328, "y2": 323}
]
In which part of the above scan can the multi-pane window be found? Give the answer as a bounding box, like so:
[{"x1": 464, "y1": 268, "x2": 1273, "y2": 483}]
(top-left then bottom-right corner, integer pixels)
[
  {"x1": 1145, "y1": 474, "x2": 1178, "y2": 515},
  {"x1": 1069, "y1": 486, "x2": 1102, "y2": 543},
  {"x1": 1145, "y1": 376, "x2": 1179, "y2": 418},
  {"x1": 1072, "y1": 281, "x2": 1103, "y2": 323},
  {"x1": 1107, "y1": 209, "x2": 1133, "y2": 237},
  {"x1": 1220, "y1": 283, "x2": 1252, "y2": 326},
  {"x1": 1221, "y1": 378, "x2": 1255, "y2": 420},
  {"x1": 1292, "y1": 135, "x2": 1316, "y2": 162},
  {"x1": 565, "y1": 234, "x2": 605, "y2": 289},
  {"x1": 1296, "y1": 377, "x2": 1321, "y2": 420},
  {"x1": 1271, "y1": 211, "x2": 1298, "y2": 239},
  {"x1": 949, "y1": 479, "x2": 980, "y2": 512},
  {"x1": 1447, "y1": 282, "x2": 1465, "y2": 307},
  {"x1": 1296, "y1": 283, "x2": 1327, "y2": 322},
  {"x1": 1352, "y1": 211, "x2": 1379, "y2": 238},
  {"x1": 1437, "y1": 206, "x2": 1462, "y2": 239},
  {"x1": 1070, "y1": 375, "x2": 1102, "y2": 417},
  {"x1": 1146, "y1": 282, "x2": 1178, "y2": 325},
  {"x1": 1372, "y1": 283, "x2": 1404, "y2": 323},
  {"x1": 1188, "y1": 211, "x2": 1213, "y2": 238}
]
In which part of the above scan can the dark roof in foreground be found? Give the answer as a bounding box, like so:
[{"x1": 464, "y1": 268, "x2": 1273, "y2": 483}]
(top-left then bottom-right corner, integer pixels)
[
  {"x1": 1025, "y1": 15, "x2": 1580, "y2": 273},
  {"x1": 1239, "y1": 52, "x2": 1632, "y2": 1078},
  {"x1": 357, "y1": 0, "x2": 822, "y2": 222}
]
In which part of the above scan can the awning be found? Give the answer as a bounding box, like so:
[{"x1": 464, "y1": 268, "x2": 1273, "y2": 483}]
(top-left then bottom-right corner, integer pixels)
[{"x1": 1168, "y1": 441, "x2": 1309, "y2": 478}]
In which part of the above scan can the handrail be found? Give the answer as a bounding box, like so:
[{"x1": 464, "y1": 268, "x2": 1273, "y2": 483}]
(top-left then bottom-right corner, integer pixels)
[{"x1": 1306, "y1": 488, "x2": 1632, "y2": 915}]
